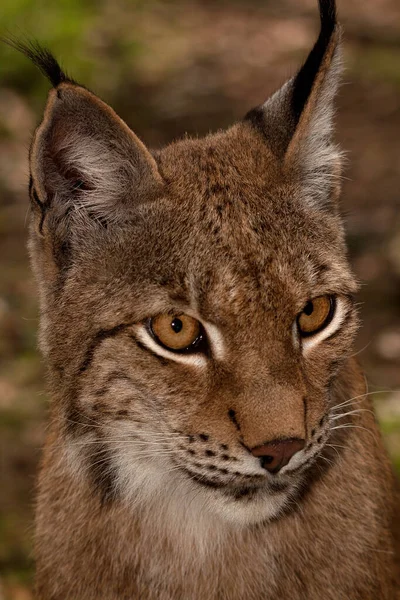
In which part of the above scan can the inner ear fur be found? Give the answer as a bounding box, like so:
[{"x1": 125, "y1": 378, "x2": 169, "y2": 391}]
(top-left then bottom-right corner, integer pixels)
[{"x1": 30, "y1": 82, "x2": 163, "y2": 228}]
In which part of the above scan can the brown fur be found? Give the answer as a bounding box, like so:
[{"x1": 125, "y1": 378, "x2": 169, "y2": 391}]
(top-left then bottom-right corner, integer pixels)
[{"x1": 14, "y1": 1, "x2": 400, "y2": 598}]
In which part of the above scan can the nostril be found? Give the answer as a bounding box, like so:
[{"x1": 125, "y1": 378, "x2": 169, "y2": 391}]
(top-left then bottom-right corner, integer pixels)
[
  {"x1": 259, "y1": 453, "x2": 283, "y2": 474},
  {"x1": 259, "y1": 455, "x2": 276, "y2": 472},
  {"x1": 251, "y1": 438, "x2": 305, "y2": 474}
]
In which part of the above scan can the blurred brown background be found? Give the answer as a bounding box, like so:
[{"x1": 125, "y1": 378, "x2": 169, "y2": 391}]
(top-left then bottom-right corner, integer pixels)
[{"x1": 0, "y1": 0, "x2": 399, "y2": 597}]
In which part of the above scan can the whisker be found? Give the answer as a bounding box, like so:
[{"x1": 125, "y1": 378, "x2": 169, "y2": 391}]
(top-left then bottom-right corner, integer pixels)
[
  {"x1": 330, "y1": 389, "x2": 398, "y2": 412},
  {"x1": 325, "y1": 442, "x2": 360, "y2": 459},
  {"x1": 329, "y1": 408, "x2": 375, "y2": 421},
  {"x1": 347, "y1": 340, "x2": 372, "y2": 359},
  {"x1": 329, "y1": 424, "x2": 377, "y2": 441},
  {"x1": 330, "y1": 424, "x2": 369, "y2": 432},
  {"x1": 325, "y1": 444, "x2": 341, "y2": 458},
  {"x1": 319, "y1": 455, "x2": 334, "y2": 468},
  {"x1": 46, "y1": 438, "x2": 183, "y2": 452},
  {"x1": 330, "y1": 397, "x2": 365, "y2": 410},
  {"x1": 326, "y1": 443, "x2": 347, "y2": 450},
  {"x1": 58, "y1": 416, "x2": 187, "y2": 442},
  {"x1": 85, "y1": 450, "x2": 183, "y2": 470}
]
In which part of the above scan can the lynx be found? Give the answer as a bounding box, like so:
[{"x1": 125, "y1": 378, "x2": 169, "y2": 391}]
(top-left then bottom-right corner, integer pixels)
[{"x1": 6, "y1": 0, "x2": 400, "y2": 598}]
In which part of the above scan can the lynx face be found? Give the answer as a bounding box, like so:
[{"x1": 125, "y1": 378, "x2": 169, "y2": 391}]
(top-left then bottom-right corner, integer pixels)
[
  {"x1": 32, "y1": 127, "x2": 358, "y2": 526},
  {"x1": 21, "y1": 1, "x2": 359, "y2": 525}
]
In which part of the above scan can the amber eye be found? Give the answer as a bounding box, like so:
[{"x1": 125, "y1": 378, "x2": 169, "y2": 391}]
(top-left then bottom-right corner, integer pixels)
[
  {"x1": 149, "y1": 314, "x2": 203, "y2": 352},
  {"x1": 297, "y1": 295, "x2": 335, "y2": 337}
]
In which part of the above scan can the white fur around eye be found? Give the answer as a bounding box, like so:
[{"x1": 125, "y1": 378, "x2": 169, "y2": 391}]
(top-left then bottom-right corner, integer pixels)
[
  {"x1": 202, "y1": 321, "x2": 225, "y2": 361},
  {"x1": 301, "y1": 296, "x2": 347, "y2": 353},
  {"x1": 134, "y1": 325, "x2": 207, "y2": 367}
]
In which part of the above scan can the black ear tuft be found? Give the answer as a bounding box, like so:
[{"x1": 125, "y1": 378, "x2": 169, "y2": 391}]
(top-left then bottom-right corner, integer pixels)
[
  {"x1": 291, "y1": 0, "x2": 337, "y2": 122},
  {"x1": 244, "y1": 0, "x2": 339, "y2": 161},
  {"x1": 244, "y1": 0, "x2": 341, "y2": 208},
  {"x1": 1, "y1": 37, "x2": 75, "y2": 87}
]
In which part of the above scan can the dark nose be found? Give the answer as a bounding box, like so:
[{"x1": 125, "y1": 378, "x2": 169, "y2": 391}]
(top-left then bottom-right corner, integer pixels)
[{"x1": 251, "y1": 438, "x2": 305, "y2": 474}]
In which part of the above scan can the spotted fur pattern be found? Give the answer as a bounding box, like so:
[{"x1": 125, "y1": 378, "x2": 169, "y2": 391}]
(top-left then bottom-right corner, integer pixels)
[{"x1": 9, "y1": 0, "x2": 400, "y2": 598}]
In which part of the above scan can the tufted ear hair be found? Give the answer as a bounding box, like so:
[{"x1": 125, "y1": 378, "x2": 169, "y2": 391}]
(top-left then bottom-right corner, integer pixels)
[
  {"x1": 245, "y1": 0, "x2": 342, "y2": 208},
  {"x1": 5, "y1": 41, "x2": 163, "y2": 231}
]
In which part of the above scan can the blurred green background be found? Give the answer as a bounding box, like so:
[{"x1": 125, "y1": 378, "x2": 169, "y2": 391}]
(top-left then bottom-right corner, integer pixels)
[{"x1": 0, "y1": 0, "x2": 399, "y2": 597}]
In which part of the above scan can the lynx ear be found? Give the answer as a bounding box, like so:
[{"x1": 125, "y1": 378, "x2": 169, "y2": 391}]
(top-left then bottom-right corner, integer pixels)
[
  {"x1": 12, "y1": 43, "x2": 163, "y2": 229},
  {"x1": 245, "y1": 0, "x2": 342, "y2": 207}
]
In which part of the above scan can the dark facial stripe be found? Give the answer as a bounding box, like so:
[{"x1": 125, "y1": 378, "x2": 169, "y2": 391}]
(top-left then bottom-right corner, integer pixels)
[
  {"x1": 94, "y1": 371, "x2": 137, "y2": 397},
  {"x1": 303, "y1": 396, "x2": 308, "y2": 439},
  {"x1": 86, "y1": 442, "x2": 117, "y2": 504},
  {"x1": 29, "y1": 184, "x2": 48, "y2": 234},
  {"x1": 314, "y1": 263, "x2": 331, "y2": 284},
  {"x1": 77, "y1": 323, "x2": 132, "y2": 376},
  {"x1": 228, "y1": 409, "x2": 241, "y2": 432},
  {"x1": 66, "y1": 323, "x2": 133, "y2": 434},
  {"x1": 134, "y1": 338, "x2": 169, "y2": 366},
  {"x1": 93, "y1": 372, "x2": 161, "y2": 408}
]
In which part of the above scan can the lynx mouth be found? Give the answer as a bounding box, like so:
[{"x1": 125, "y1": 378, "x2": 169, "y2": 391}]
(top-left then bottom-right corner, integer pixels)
[
  {"x1": 181, "y1": 467, "x2": 227, "y2": 489},
  {"x1": 181, "y1": 466, "x2": 290, "y2": 498}
]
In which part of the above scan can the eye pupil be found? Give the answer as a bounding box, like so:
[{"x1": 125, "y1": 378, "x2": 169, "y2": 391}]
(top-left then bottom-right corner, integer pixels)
[
  {"x1": 171, "y1": 318, "x2": 183, "y2": 333},
  {"x1": 304, "y1": 301, "x2": 314, "y2": 316}
]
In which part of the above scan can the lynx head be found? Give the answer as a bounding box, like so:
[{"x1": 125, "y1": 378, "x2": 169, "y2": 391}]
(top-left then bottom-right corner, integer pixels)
[{"x1": 16, "y1": 0, "x2": 359, "y2": 526}]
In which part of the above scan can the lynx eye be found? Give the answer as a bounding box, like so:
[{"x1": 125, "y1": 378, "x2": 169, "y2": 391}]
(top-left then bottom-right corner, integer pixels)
[
  {"x1": 149, "y1": 314, "x2": 203, "y2": 352},
  {"x1": 297, "y1": 295, "x2": 335, "y2": 336}
]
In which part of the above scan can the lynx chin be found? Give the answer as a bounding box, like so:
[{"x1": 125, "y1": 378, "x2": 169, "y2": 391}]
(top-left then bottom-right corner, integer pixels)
[{"x1": 5, "y1": 0, "x2": 400, "y2": 598}]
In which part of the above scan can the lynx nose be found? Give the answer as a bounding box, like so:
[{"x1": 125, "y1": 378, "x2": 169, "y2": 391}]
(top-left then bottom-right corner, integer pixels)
[{"x1": 251, "y1": 438, "x2": 305, "y2": 474}]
